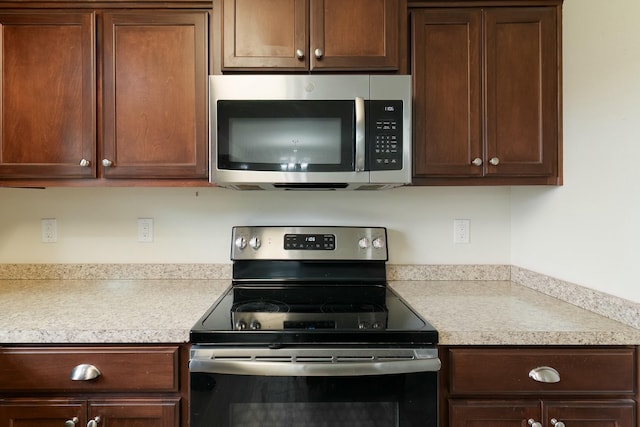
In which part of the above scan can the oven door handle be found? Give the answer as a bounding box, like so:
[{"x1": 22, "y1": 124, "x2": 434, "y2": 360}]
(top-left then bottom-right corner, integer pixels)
[{"x1": 190, "y1": 357, "x2": 441, "y2": 377}]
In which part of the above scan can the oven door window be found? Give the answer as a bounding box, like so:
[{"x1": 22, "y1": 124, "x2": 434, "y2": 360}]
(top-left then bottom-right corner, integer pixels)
[
  {"x1": 191, "y1": 372, "x2": 437, "y2": 427},
  {"x1": 216, "y1": 100, "x2": 355, "y2": 172}
]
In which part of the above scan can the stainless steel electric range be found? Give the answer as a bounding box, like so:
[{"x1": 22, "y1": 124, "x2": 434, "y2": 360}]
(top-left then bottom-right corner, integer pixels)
[{"x1": 190, "y1": 226, "x2": 440, "y2": 427}]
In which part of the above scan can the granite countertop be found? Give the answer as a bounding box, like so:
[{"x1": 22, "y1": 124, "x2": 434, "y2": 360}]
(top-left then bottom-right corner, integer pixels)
[{"x1": 1, "y1": 279, "x2": 639, "y2": 345}]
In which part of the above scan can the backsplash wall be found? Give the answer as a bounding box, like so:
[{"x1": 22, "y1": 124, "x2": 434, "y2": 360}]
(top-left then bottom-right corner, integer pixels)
[{"x1": 0, "y1": 186, "x2": 511, "y2": 265}]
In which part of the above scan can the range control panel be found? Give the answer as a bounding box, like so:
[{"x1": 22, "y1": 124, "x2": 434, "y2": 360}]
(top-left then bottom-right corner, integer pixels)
[{"x1": 231, "y1": 226, "x2": 388, "y2": 261}]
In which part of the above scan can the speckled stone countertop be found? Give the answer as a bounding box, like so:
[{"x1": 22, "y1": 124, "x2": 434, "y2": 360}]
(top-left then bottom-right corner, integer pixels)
[
  {"x1": 389, "y1": 281, "x2": 640, "y2": 345},
  {"x1": 1, "y1": 278, "x2": 639, "y2": 345}
]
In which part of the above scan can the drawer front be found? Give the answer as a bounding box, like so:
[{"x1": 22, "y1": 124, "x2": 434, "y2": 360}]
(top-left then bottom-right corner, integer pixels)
[
  {"x1": 0, "y1": 346, "x2": 179, "y2": 393},
  {"x1": 448, "y1": 347, "x2": 635, "y2": 395}
]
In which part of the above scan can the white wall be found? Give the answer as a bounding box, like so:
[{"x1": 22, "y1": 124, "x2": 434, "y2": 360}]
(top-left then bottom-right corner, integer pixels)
[
  {"x1": 511, "y1": 0, "x2": 640, "y2": 303},
  {"x1": 0, "y1": 186, "x2": 510, "y2": 265}
]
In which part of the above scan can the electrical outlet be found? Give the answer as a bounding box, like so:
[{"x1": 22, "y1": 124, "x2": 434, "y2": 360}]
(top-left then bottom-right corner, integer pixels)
[
  {"x1": 138, "y1": 218, "x2": 154, "y2": 242},
  {"x1": 41, "y1": 218, "x2": 57, "y2": 243},
  {"x1": 453, "y1": 219, "x2": 470, "y2": 244}
]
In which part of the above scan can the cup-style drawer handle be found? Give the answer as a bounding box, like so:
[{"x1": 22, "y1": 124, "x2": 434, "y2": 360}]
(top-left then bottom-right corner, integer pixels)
[
  {"x1": 528, "y1": 366, "x2": 560, "y2": 383},
  {"x1": 70, "y1": 364, "x2": 101, "y2": 381}
]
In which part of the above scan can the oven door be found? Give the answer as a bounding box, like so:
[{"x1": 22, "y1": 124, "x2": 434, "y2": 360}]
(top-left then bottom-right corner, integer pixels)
[{"x1": 190, "y1": 346, "x2": 440, "y2": 427}]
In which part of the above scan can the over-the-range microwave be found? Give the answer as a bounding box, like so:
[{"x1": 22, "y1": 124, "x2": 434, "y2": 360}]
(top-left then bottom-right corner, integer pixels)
[{"x1": 209, "y1": 74, "x2": 411, "y2": 190}]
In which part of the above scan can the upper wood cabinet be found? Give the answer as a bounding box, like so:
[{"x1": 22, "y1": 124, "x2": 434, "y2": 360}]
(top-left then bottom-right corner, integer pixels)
[
  {"x1": 411, "y1": 5, "x2": 562, "y2": 185},
  {"x1": 0, "y1": 12, "x2": 96, "y2": 180},
  {"x1": 0, "y1": 9, "x2": 209, "y2": 185},
  {"x1": 221, "y1": 0, "x2": 404, "y2": 71}
]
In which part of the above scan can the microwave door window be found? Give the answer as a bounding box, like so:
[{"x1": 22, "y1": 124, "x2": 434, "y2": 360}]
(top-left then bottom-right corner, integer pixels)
[
  {"x1": 217, "y1": 100, "x2": 354, "y2": 172},
  {"x1": 229, "y1": 118, "x2": 342, "y2": 171}
]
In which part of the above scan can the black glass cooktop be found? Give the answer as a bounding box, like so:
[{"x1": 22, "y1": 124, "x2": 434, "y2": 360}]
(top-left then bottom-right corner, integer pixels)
[{"x1": 190, "y1": 285, "x2": 438, "y2": 346}]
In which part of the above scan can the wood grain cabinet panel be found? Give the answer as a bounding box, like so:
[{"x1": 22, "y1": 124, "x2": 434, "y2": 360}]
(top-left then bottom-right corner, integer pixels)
[
  {"x1": 411, "y1": 5, "x2": 561, "y2": 185},
  {"x1": 222, "y1": 0, "x2": 402, "y2": 71},
  {"x1": 441, "y1": 346, "x2": 637, "y2": 427},
  {"x1": 0, "y1": 12, "x2": 96, "y2": 179},
  {"x1": 102, "y1": 11, "x2": 208, "y2": 180},
  {"x1": 0, "y1": 345, "x2": 185, "y2": 427}
]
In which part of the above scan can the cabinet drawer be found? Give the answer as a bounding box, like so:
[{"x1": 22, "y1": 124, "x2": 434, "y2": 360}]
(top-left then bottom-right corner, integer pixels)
[
  {"x1": 448, "y1": 347, "x2": 635, "y2": 395},
  {"x1": 0, "y1": 346, "x2": 178, "y2": 393}
]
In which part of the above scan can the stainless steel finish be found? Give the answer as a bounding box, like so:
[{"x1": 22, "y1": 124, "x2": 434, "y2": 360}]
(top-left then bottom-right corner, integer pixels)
[
  {"x1": 528, "y1": 419, "x2": 542, "y2": 427},
  {"x1": 232, "y1": 309, "x2": 387, "y2": 331},
  {"x1": 79, "y1": 159, "x2": 90, "y2": 167},
  {"x1": 190, "y1": 346, "x2": 441, "y2": 377},
  {"x1": 489, "y1": 157, "x2": 500, "y2": 166},
  {"x1": 528, "y1": 366, "x2": 560, "y2": 383},
  {"x1": 550, "y1": 419, "x2": 565, "y2": 427},
  {"x1": 231, "y1": 226, "x2": 388, "y2": 261},
  {"x1": 70, "y1": 364, "x2": 101, "y2": 381},
  {"x1": 471, "y1": 157, "x2": 483, "y2": 166},
  {"x1": 354, "y1": 96, "x2": 366, "y2": 171},
  {"x1": 87, "y1": 417, "x2": 100, "y2": 427},
  {"x1": 314, "y1": 48, "x2": 324, "y2": 59},
  {"x1": 209, "y1": 74, "x2": 412, "y2": 190},
  {"x1": 295, "y1": 48, "x2": 305, "y2": 59},
  {"x1": 101, "y1": 159, "x2": 113, "y2": 167},
  {"x1": 65, "y1": 417, "x2": 79, "y2": 427}
]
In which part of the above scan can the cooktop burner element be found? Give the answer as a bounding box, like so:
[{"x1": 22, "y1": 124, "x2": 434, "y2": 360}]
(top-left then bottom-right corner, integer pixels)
[{"x1": 190, "y1": 226, "x2": 438, "y2": 346}]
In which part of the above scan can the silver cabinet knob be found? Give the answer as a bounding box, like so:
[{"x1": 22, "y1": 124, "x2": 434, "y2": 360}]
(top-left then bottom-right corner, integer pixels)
[
  {"x1": 489, "y1": 157, "x2": 500, "y2": 166},
  {"x1": 65, "y1": 417, "x2": 79, "y2": 427},
  {"x1": 70, "y1": 364, "x2": 101, "y2": 381},
  {"x1": 527, "y1": 420, "x2": 542, "y2": 427},
  {"x1": 79, "y1": 159, "x2": 90, "y2": 167},
  {"x1": 295, "y1": 48, "x2": 305, "y2": 59},
  {"x1": 471, "y1": 157, "x2": 483, "y2": 166},
  {"x1": 529, "y1": 366, "x2": 560, "y2": 383},
  {"x1": 101, "y1": 159, "x2": 113, "y2": 167},
  {"x1": 550, "y1": 419, "x2": 565, "y2": 427},
  {"x1": 314, "y1": 48, "x2": 324, "y2": 59},
  {"x1": 87, "y1": 417, "x2": 101, "y2": 427}
]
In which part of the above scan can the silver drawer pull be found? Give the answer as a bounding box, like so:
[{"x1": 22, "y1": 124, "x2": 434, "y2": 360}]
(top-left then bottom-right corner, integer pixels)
[
  {"x1": 528, "y1": 366, "x2": 560, "y2": 383},
  {"x1": 65, "y1": 417, "x2": 79, "y2": 427},
  {"x1": 528, "y1": 419, "x2": 542, "y2": 427},
  {"x1": 550, "y1": 418, "x2": 565, "y2": 427},
  {"x1": 70, "y1": 364, "x2": 101, "y2": 381},
  {"x1": 87, "y1": 416, "x2": 101, "y2": 427}
]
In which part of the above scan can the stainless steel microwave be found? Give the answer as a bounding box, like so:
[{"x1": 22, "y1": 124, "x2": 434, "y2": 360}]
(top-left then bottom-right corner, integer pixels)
[{"x1": 209, "y1": 75, "x2": 412, "y2": 190}]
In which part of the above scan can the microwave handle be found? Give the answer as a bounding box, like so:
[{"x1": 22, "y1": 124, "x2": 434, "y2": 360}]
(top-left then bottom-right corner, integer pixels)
[{"x1": 355, "y1": 97, "x2": 366, "y2": 172}]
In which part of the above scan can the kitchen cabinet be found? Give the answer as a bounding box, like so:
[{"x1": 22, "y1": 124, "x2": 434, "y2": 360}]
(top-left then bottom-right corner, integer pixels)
[
  {"x1": 411, "y1": 5, "x2": 562, "y2": 185},
  {"x1": 440, "y1": 346, "x2": 637, "y2": 427},
  {"x1": 0, "y1": 8, "x2": 209, "y2": 185},
  {"x1": 219, "y1": 0, "x2": 405, "y2": 72},
  {"x1": 0, "y1": 345, "x2": 188, "y2": 427}
]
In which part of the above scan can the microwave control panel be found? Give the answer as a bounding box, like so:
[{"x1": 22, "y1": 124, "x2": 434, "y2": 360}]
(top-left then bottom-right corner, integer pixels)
[{"x1": 367, "y1": 100, "x2": 404, "y2": 170}]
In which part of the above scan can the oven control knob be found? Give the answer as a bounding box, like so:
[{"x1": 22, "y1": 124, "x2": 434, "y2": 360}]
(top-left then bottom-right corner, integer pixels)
[
  {"x1": 358, "y1": 321, "x2": 370, "y2": 329},
  {"x1": 372, "y1": 237, "x2": 385, "y2": 249},
  {"x1": 235, "y1": 237, "x2": 247, "y2": 250},
  {"x1": 235, "y1": 320, "x2": 247, "y2": 330},
  {"x1": 372, "y1": 321, "x2": 384, "y2": 329},
  {"x1": 249, "y1": 236, "x2": 261, "y2": 250},
  {"x1": 249, "y1": 321, "x2": 261, "y2": 330},
  {"x1": 358, "y1": 237, "x2": 370, "y2": 249}
]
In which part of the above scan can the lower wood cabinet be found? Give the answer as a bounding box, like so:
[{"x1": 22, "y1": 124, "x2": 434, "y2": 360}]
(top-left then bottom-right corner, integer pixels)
[
  {"x1": 0, "y1": 345, "x2": 188, "y2": 427},
  {"x1": 441, "y1": 346, "x2": 637, "y2": 427}
]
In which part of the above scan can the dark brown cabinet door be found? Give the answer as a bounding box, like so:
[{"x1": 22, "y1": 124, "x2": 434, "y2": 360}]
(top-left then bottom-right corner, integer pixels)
[
  {"x1": 222, "y1": 0, "x2": 308, "y2": 70},
  {"x1": 0, "y1": 12, "x2": 96, "y2": 179},
  {"x1": 484, "y1": 7, "x2": 558, "y2": 178},
  {"x1": 544, "y1": 401, "x2": 636, "y2": 427},
  {"x1": 0, "y1": 400, "x2": 86, "y2": 427},
  {"x1": 309, "y1": 0, "x2": 399, "y2": 70},
  {"x1": 89, "y1": 399, "x2": 179, "y2": 427},
  {"x1": 222, "y1": 0, "x2": 400, "y2": 71},
  {"x1": 449, "y1": 400, "x2": 540, "y2": 426},
  {"x1": 411, "y1": 7, "x2": 560, "y2": 184},
  {"x1": 411, "y1": 9, "x2": 482, "y2": 178},
  {"x1": 102, "y1": 11, "x2": 208, "y2": 179}
]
